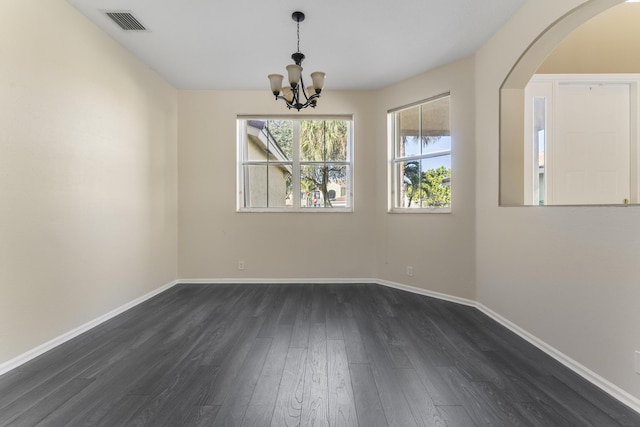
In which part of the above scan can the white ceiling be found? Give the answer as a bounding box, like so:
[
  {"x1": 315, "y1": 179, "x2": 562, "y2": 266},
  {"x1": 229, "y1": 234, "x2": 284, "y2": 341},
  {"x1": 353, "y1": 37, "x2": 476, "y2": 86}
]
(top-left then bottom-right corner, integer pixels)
[{"x1": 66, "y1": 0, "x2": 526, "y2": 91}]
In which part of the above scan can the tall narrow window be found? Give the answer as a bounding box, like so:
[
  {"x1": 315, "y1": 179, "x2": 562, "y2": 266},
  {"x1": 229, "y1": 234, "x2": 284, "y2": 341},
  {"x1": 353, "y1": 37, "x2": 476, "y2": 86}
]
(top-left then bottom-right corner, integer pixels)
[
  {"x1": 238, "y1": 117, "x2": 353, "y2": 211},
  {"x1": 389, "y1": 94, "x2": 451, "y2": 211},
  {"x1": 533, "y1": 97, "x2": 546, "y2": 205}
]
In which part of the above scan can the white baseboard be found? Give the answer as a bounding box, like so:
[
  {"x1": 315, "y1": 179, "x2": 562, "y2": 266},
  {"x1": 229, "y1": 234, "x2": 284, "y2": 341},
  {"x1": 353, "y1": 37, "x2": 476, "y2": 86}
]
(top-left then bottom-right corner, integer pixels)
[
  {"x1": 0, "y1": 280, "x2": 179, "y2": 377},
  {"x1": 2, "y1": 277, "x2": 638, "y2": 415},
  {"x1": 375, "y1": 279, "x2": 477, "y2": 307},
  {"x1": 178, "y1": 278, "x2": 477, "y2": 309},
  {"x1": 475, "y1": 303, "x2": 640, "y2": 415},
  {"x1": 177, "y1": 278, "x2": 373, "y2": 285}
]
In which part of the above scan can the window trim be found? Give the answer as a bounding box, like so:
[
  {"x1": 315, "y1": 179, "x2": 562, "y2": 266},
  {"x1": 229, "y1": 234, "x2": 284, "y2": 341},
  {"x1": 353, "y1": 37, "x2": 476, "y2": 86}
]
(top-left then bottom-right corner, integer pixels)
[
  {"x1": 237, "y1": 115, "x2": 354, "y2": 213},
  {"x1": 388, "y1": 92, "x2": 452, "y2": 213}
]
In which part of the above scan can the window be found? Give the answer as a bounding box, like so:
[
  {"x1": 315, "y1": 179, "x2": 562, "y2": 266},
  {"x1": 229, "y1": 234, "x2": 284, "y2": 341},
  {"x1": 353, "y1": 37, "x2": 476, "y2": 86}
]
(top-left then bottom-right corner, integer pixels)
[
  {"x1": 389, "y1": 93, "x2": 451, "y2": 211},
  {"x1": 238, "y1": 116, "x2": 353, "y2": 211}
]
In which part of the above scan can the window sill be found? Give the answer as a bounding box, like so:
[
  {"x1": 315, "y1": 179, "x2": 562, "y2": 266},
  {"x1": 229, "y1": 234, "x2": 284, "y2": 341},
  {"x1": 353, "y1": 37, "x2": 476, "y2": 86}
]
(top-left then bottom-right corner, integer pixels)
[
  {"x1": 388, "y1": 207, "x2": 451, "y2": 214},
  {"x1": 237, "y1": 208, "x2": 354, "y2": 213}
]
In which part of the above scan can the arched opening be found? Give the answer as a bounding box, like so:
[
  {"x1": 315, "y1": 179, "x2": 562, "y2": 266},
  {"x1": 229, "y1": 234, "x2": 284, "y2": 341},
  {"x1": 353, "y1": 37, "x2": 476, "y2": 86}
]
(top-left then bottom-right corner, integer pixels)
[{"x1": 499, "y1": 0, "x2": 636, "y2": 205}]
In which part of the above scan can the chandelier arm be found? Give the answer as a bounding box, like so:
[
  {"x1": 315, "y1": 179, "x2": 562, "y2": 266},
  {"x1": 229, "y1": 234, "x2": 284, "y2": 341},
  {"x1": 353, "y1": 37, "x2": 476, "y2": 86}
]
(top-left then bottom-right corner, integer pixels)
[
  {"x1": 274, "y1": 94, "x2": 295, "y2": 109},
  {"x1": 274, "y1": 93, "x2": 319, "y2": 111},
  {"x1": 292, "y1": 83, "x2": 300, "y2": 107},
  {"x1": 299, "y1": 75, "x2": 308, "y2": 102}
]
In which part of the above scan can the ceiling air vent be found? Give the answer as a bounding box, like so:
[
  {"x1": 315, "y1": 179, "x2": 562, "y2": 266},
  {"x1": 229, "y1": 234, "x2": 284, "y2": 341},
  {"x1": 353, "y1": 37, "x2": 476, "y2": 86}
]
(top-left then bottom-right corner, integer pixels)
[{"x1": 105, "y1": 11, "x2": 147, "y2": 31}]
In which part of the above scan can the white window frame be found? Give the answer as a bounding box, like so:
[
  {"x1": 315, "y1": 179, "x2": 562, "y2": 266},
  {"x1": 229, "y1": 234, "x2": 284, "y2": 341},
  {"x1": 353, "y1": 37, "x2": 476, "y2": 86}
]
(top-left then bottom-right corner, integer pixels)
[
  {"x1": 237, "y1": 115, "x2": 354, "y2": 212},
  {"x1": 388, "y1": 93, "x2": 452, "y2": 213}
]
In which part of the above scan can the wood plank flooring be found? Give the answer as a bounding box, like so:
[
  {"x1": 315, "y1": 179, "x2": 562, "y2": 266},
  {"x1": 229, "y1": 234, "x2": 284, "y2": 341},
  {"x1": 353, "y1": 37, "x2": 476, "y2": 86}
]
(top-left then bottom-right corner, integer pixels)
[{"x1": 1, "y1": 283, "x2": 639, "y2": 426}]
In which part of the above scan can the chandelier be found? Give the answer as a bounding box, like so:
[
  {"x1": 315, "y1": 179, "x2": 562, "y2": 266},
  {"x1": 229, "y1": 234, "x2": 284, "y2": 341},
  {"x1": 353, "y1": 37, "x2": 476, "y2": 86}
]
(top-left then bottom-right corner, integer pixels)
[{"x1": 268, "y1": 11, "x2": 326, "y2": 111}]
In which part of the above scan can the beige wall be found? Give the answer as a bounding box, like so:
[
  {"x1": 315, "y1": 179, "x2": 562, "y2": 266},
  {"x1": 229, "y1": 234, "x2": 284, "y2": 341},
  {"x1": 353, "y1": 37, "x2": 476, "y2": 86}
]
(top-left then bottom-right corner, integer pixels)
[
  {"x1": 538, "y1": 2, "x2": 640, "y2": 74},
  {"x1": 477, "y1": 0, "x2": 640, "y2": 400},
  {"x1": 178, "y1": 90, "x2": 378, "y2": 279},
  {"x1": 177, "y1": 58, "x2": 476, "y2": 300},
  {"x1": 374, "y1": 57, "x2": 476, "y2": 299},
  {"x1": 0, "y1": 0, "x2": 178, "y2": 363}
]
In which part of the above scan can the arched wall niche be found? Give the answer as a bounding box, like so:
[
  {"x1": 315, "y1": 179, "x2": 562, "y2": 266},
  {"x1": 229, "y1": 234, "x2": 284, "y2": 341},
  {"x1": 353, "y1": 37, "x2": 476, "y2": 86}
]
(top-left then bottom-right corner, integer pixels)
[{"x1": 499, "y1": 0, "x2": 627, "y2": 205}]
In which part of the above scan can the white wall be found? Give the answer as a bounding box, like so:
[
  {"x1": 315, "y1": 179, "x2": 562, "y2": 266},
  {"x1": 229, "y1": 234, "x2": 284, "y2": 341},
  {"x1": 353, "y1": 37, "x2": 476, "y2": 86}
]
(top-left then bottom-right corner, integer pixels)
[
  {"x1": 0, "y1": 0, "x2": 178, "y2": 364},
  {"x1": 178, "y1": 90, "x2": 378, "y2": 279},
  {"x1": 374, "y1": 57, "x2": 476, "y2": 299},
  {"x1": 477, "y1": 0, "x2": 640, "y2": 400}
]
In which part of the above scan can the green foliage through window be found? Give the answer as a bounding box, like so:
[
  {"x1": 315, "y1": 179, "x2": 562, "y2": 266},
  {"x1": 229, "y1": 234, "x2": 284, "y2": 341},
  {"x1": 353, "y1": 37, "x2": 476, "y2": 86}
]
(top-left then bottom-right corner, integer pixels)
[
  {"x1": 300, "y1": 120, "x2": 348, "y2": 207},
  {"x1": 390, "y1": 94, "x2": 451, "y2": 210},
  {"x1": 239, "y1": 117, "x2": 352, "y2": 210}
]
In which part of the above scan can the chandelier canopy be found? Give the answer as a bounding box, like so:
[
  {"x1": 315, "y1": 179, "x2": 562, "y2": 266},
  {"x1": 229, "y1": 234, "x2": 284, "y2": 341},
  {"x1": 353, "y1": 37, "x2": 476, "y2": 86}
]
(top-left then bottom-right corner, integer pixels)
[{"x1": 268, "y1": 11, "x2": 326, "y2": 111}]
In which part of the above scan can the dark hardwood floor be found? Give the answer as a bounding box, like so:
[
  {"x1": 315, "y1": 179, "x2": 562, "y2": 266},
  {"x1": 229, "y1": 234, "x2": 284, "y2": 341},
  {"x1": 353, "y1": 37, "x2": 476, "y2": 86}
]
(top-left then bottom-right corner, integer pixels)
[{"x1": 1, "y1": 283, "x2": 639, "y2": 426}]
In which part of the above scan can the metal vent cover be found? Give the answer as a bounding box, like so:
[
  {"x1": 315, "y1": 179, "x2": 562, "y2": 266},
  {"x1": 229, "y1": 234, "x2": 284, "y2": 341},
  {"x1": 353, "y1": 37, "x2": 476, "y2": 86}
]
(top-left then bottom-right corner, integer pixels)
[{"x1": 104, "y1": 11, "x2": 147, "y2": 31}]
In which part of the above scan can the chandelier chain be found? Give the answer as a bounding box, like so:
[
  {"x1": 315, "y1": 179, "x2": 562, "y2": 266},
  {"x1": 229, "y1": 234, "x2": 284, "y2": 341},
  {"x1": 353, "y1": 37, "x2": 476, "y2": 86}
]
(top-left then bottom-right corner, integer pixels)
[{"x1": 296, "y1": 20, "x2": 300, "y2": 53}]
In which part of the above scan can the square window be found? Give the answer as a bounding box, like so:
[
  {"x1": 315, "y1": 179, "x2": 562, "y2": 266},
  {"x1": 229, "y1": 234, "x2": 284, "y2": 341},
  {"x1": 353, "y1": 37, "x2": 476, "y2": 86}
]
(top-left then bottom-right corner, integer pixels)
[{"x1": 238, "y1": 117, "x2": 353, "y2": 211}]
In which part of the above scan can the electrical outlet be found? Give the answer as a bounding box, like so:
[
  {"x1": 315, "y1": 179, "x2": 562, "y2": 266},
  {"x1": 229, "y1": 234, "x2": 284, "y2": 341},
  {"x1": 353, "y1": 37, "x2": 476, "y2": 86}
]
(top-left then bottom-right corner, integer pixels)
[
  {"x1": 406, "y1": 266, "x2": 413, "y2": 277},
  {"x1": 635, "y1": 351, "x2": 640, "y2": 374},
  {"x1": 238, "y1": 260, "x2": 245, "y2": 270}
]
